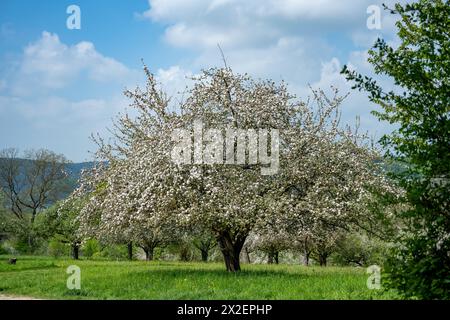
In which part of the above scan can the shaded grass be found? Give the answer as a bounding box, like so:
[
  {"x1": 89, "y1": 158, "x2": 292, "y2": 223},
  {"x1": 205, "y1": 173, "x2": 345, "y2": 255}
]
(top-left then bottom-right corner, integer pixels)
[{"x1": 0, "y1": 255, "x2": 400, "y2": 300}]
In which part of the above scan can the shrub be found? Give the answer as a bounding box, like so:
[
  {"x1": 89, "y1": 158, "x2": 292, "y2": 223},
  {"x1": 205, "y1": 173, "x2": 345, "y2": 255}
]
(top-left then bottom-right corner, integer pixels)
[
  {"x1": 331, "y1": 233, "x2": 389, "y2": 267},
  {"x1": 99, "y1": 245, "x2": 128, "y2": 260},
  {"x1": 82, "y1": 239, "x2": 100, "y2": 258},
  {"x1": 0, "y1": 242, "x2": 7, "y2": 255},
  {"x1": 48, "y1": 238, "x2": 69, "y2": 258}
]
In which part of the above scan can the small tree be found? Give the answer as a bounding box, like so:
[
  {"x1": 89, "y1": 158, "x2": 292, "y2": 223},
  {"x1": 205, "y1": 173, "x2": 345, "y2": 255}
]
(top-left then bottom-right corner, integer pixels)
[
  {"x1": 37, "y1": 200, "x2": 82, "y2": 259},
  {"x1": 72, "y1": 162, "x2": 176, "y2": 261},
  {"x1": 192, "y1": 228, "x2": 216, "y2": 262}
]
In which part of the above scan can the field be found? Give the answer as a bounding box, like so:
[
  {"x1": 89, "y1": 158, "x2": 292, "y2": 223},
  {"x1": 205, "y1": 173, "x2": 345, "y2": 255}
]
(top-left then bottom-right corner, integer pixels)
[{"x1": 0, "y1": 256, "x2": 400, "y2": 300}]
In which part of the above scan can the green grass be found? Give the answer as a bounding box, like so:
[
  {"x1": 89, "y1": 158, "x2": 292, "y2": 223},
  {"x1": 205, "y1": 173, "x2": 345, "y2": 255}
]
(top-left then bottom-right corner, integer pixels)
[{"x1": 0, "y1": 255, "x2": 400, "y2": 300}]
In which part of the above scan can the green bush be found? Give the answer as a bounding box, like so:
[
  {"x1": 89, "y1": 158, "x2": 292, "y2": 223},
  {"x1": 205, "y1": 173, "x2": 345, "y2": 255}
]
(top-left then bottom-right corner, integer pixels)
[
  {"x1": 0, "y1": 240, "x2": 16, "y2": 255},
  {"x1": 48, "y1": 238, "x2": 69, "y2": 258},
  {"x1": 331, "y1": 233, "x2": 389, "y2": 267},
  {"x1": 82, "y1": 239, "x2": 100, "y2": 258},
  {"x1": 99, "y1": 245, "x2": 128, "y2": 260},
  {"x1": 3, "y1": 239, "x2": 30, "y2": 255},
  {"x1": 0, "y1": 242, "x2": 7, "y2": 255}
]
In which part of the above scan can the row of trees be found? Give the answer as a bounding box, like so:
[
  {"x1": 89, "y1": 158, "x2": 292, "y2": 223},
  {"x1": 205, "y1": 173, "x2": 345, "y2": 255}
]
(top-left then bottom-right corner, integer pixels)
[
  {"x1": 0, "y1": 145, "x2": 390, "y2": 266},
  {"x1": 1, "y1": 185, "x2": 385, "y2": 266}
]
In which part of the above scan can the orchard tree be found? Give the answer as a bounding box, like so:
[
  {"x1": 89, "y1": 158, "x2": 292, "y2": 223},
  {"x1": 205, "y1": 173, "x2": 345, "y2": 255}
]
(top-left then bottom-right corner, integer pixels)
[
  {"x1": 250, "y1": 212, "x2": 291, "y2": 264},
  {"x1": 171, "y1": 71, "x2": 394, "y2": 271},
  {"x1": 191, "y1": 227, "x2": 216, "y2": 262},
  {"x1": 279, "y1": 108, "x2": 399, "y2": 266},
  {"x1": 251, "y1": 230, "x2": 290, "y2": 264},
  {"x1": 72, "y1": 158, "x2": 176, "y2": 261},
  {"x1": 74, "y1": 65, "x2": 396, "y2": 271},
  {"x1": 342, "y1": 0, "x2": 450, "y2": 299}
]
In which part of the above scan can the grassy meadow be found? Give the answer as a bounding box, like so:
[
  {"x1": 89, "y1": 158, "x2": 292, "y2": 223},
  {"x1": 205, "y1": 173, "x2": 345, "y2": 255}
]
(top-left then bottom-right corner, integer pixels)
[{"x1": 0, "y1": 255, "x2": 400, "y2": 300}]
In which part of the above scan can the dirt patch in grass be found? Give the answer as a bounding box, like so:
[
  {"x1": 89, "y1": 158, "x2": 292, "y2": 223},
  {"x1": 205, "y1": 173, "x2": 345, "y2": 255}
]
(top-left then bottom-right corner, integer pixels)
[{"x1": 0, "y1": 294, "x2": 41, "y2": 300}]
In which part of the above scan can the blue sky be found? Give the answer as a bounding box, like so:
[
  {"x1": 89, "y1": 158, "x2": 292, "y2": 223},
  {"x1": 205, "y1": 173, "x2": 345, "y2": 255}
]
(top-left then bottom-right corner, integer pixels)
[{"x1": 0, "y1": 0, "x2": 407, "y2": 162}]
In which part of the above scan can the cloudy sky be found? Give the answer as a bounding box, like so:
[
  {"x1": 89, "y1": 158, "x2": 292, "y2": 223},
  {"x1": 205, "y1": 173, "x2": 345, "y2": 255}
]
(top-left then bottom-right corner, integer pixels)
[{"x1": 0, "y1": 0, "x2": 407, "y2": 162}]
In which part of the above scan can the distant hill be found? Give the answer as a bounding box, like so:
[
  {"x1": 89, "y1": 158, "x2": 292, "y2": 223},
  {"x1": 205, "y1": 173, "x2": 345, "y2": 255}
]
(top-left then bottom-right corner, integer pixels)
[{"x1": 65, "y1": 161, "x2": 96, "y2": 181}]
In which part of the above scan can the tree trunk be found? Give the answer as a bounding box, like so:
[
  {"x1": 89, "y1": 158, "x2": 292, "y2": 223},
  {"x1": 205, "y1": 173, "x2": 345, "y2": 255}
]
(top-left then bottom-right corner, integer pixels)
[
  {"x1": 71, "y1": 243, "x2": 79, "y2": 260},
  {"x1": 31, "y1": 209, "x2": 37, "y2": 225},
  {"x1": 267, "y1": 250, "x2": 279, "y2": 264},
  {"x1": 268, "y1": 253, "x2": 273, "y2": 264},
  {"x1": 217, "y1": 231, "x2": 246, "y2": 272},
  {"x1": 127, "y1": 242, "x2": 133, "y2": 260},
  {"x1": 27, "y1": 234, "x2": 33, "y2": 251},
  {"x1": 28, "y1": 211, "x2": 37, "y2": 251},
  {"x1": 200, "y1": 249, "x2": 208, "y2": 262},
  {"x1": 319, "y1": 253, "x2": 328, "y2": 266},
  {"x1": 144, "y1": 247, "x2": 154, "y2": 261},
  {"x1": 244, "y1": 247, "x2": 251, "y2": 264},
  {"x1": 302, "y1": 250, "x2": 310, "y2": 266}
]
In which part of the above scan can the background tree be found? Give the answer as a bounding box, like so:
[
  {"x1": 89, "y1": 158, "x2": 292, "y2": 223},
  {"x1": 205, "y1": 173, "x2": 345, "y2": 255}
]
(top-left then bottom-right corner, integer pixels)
[
  {"x1": 0, "y1": 192, "x2": 7, "y2": 242},
  {"x1": 332, "y1": 231, "x2": 390, "y2": 267},
  {"x1": 0, "y1": 148, "x2": 70, "y2": 249},
  {"x1": 37, "y1": 199, "x2": 82, "y2": 259},
  {"x1": 191, "y1": 227, "x2": 216, "y2": 262},
  {"x1": 250, "y1": 215, "x2": 291, "y2": 264},
  {"x1": 72, "y1": 160, "x2": 176, "y2": 261},
  {"x1": 342, "y1": 0, "x2": 450, "y2": 299}
]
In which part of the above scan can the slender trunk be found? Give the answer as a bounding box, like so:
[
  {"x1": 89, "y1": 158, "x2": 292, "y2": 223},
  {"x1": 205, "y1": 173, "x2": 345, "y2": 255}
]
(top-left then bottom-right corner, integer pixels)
[
  {"x1": 244, "y1": 247, "x2": 251, "y2": 264},
  {"x1": 31, "y1": 209, "x2": 37, "y2": 225},
  {"x1": 274, "y1": 251, "x2": 279, "y2": 264},
  {"x1": 200, "y1": 249, "x2": 208, "y2": 262},
  {"x1": 72, "y1": 243, "x2": 79, "y2": 260},
  {"x1": 127, "y1": 242, "x2": 133, "y2": 260},
  {"x1": 302, "y1": 249, "x2": 310, "y2": 266},
  {"x1": 27, "y1": 234, "x2": 33, "y2": 251},
  {"x1": 217, "y1": 231, "x2": 246, "y2": 272},
  {"x1": 301, "y1": 237, "x2": 311, "y2": 266},
  {"x1": 28, "y1": 210, "x2": 37, "y2": 251}
]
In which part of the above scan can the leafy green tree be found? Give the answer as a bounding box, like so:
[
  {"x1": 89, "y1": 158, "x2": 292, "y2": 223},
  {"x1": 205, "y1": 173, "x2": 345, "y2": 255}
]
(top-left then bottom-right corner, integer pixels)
[
  {"x1": 190, "y1": 226, "x2": 216, "y2": 262},
  {"x1": 332, "y1": 232, "x2": 390, "y2": 267},
  {"x1": 342, "y1": 0, "x2": 450, "y2": 299},
  {"x1": 36, "y1": 199, "x2": 82, "y2": 259}
]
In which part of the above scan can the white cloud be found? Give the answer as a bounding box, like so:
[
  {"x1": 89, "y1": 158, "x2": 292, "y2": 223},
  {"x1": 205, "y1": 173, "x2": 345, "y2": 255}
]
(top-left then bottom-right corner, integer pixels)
[
  {"x1": 140, "y1": 0, "x2": 405, "y2": 87},
  {"x1": 143, "y1": 0, "x2": 404, "y2": 51},
  {"x1": 8, "y1": 31, "x2": 138, "y2": 96},
  {"x1": 139, "y1": 0, "x2": 407, "y2": 139},
  {"x1": 0, "y1": 32, "x2": 142, "y2": 161},
  {"x1": 0, "y1": 93, "x2": 129, "y2": 161},
  {"x1": 156, "y1": 65, "x2": 192, "y2": 92}
]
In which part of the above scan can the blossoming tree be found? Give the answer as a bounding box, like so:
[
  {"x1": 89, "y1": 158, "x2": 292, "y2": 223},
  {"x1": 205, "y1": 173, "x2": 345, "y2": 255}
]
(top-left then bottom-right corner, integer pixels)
[{"x1": 72, "y1": 65, "x2": 396, "y2": 271}]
